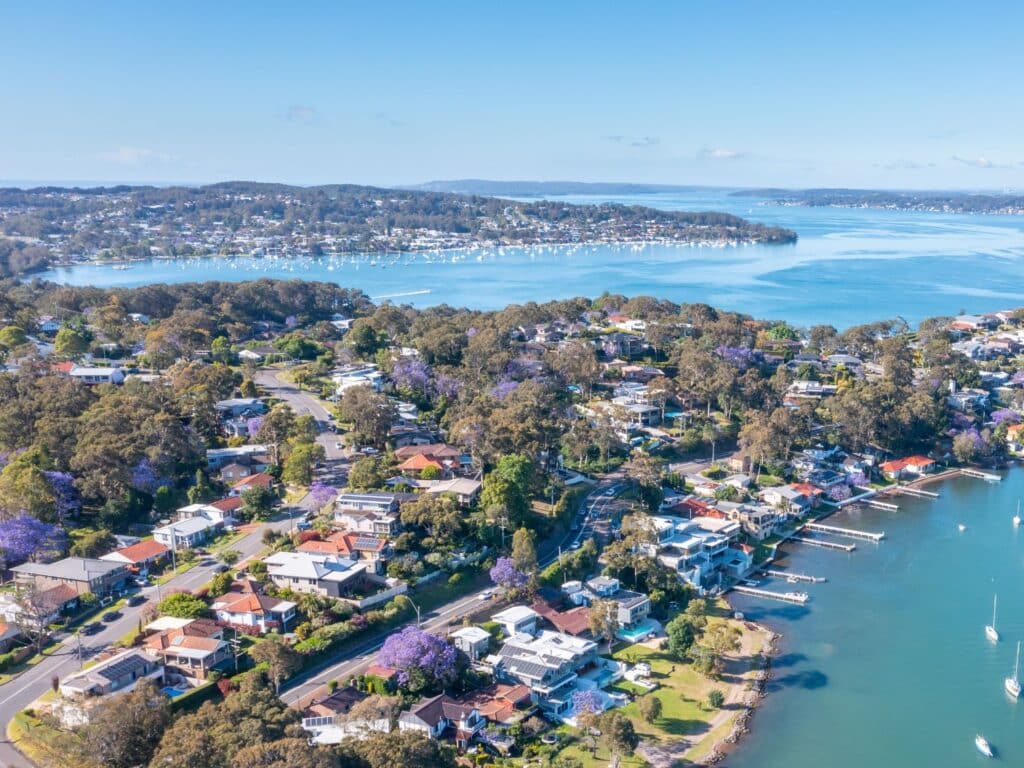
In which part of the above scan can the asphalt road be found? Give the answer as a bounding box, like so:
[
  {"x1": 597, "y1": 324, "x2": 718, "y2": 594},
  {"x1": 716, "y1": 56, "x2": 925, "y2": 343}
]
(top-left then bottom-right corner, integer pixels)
[
  {"x1": 0, "y1": 368, "x2": 350, "y2": 768},
  {"x1": 279, "y1": 476, "x2": 615, "y2": 708}
]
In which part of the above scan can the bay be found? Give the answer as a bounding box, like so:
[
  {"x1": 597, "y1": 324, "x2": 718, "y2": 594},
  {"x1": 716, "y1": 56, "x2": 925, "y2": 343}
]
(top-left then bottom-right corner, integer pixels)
[
  {"x1": 729, "y1": 471, "x2": 1024, "y2": 767},
  {"x1": 36, "y1": 189, "x2": 1024, "y2": 329}
]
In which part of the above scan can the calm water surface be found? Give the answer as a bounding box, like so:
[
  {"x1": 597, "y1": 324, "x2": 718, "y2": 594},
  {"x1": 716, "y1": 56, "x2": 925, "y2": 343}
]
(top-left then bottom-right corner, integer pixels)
[
  {"x1": 729, "y1": 471, "x2": 1024, "y2": 768},
  {"x1": 37, "y1": 189, "x2": 1024, "y2": 329}
]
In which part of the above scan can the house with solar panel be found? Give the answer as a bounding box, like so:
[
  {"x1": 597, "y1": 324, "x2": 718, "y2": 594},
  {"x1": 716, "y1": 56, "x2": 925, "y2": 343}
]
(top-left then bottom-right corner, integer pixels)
[{"x1": 55, "y1": 648, "x2": 164, "y2": 725}]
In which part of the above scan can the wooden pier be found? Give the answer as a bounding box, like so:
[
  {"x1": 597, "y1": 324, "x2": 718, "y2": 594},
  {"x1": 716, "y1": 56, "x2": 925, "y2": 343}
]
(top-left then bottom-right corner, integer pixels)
[
  {"x1": 803, "y1": 522, "x2": 885, "y2": 542},
  {"x1": 792, "y1": 536, "x2": 856, "y2": 552},
  {"x1": 893, "y1": 485, "x2": 940, "y2": 499},
  {"x1": 865, "y1": 499, "x2": 899, "y2": 511},
  {"x1": 961, "y1": 468, "x2": 1001, "y2": 482},
  {"x1": 732, "y1": 585, "x2": 810, "y2": 604},
  {"x1": 761, "y1": 569, "x2": 827, "y2": 584}
]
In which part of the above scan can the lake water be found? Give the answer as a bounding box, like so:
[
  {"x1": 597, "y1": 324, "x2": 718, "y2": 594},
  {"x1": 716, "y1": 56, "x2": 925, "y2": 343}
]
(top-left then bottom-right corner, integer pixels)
[
  {"x1": 36, "y1": 189, "x2": 1024, "y2": 329},
  {"x1": 729, "y1": 471, "x2": 1024, "y2": 768}
]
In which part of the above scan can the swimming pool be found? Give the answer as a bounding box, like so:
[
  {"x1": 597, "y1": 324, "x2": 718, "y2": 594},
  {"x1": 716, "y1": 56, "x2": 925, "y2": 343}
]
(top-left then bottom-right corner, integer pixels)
[
  {"x1": 615, "y1": 618, "x2": 660, "y2": 643},
  {"x1": 161, "y1": 685, "x2": 189, "y2": 698}
]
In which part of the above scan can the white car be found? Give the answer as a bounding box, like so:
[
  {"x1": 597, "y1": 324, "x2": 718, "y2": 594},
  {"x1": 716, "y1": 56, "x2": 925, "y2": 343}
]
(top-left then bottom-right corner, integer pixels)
[
  {"x1": 480, "y1": 589, "x2": 495, "y2": 600},
  {"x1": 335, "y1": 442, "x2": 343, "y2": 450}
]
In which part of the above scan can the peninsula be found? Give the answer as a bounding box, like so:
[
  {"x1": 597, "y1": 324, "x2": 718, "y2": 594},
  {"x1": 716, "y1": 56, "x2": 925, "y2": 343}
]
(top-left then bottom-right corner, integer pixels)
[
  {"x1": 732, "y1": 187, "x2": 1024, "y2": 215},
  {"x1": 0, "y1": 182, "x2": 796, "y2": 277}
]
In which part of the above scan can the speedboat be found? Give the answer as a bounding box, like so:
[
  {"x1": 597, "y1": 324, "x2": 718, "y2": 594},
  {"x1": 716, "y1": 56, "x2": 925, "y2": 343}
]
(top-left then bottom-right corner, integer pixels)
[
  {"x1": 958, "y1": 524, "x2": 967, "y2": 532},
  {"x1": 975, "y1": 734, "x2": 993, "y2": 758}
]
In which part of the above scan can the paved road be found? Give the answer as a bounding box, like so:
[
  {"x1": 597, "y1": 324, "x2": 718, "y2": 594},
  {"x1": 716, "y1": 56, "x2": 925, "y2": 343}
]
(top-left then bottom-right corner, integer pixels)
[
  {"x1": 279, "y1": 476, "x2": 615, "y2": 708},
  {"x1": 0, "y1": 367, "x2": 349, "y2": 768}
]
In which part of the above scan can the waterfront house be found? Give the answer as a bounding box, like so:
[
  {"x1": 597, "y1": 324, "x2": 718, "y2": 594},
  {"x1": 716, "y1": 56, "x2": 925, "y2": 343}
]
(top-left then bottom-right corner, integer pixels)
[
  {"x1": 759, "y1": 485, "x2": 812, "y2": 516},
  {"x1": 495, "y1": 630, "x2": 598, "y2": 716},
  {"x1": 879, "y1": 455, "x2": 937, "y2": 481}
]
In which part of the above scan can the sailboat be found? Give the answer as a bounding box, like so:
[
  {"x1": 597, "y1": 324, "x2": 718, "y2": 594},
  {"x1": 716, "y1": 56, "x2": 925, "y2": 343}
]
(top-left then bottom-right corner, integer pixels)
[
  {"x1": 986, "y1": 595, "x2": 1000, "y2": 642},
  {"x1": 975, "y1": 734, "x2": 994, "y2": 758},
  {"x1": 1014, "y1": 499, "x2": 1021, "y2": 528},
  {"x1": 1006, "y1": 641, "x2": 1021, "y2": 699}
]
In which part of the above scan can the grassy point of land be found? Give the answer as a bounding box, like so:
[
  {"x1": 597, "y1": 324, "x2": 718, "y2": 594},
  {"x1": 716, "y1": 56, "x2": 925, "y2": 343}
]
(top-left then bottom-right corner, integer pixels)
[{"x1": 548, "y1": 613, "x2": 768, "y2": 767}]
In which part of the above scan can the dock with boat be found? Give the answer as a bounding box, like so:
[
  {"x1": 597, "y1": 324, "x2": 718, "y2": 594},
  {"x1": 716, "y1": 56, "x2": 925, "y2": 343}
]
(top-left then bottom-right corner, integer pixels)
[{"x1": 760, "y1": 569, "x2": 827, "y2": 584}]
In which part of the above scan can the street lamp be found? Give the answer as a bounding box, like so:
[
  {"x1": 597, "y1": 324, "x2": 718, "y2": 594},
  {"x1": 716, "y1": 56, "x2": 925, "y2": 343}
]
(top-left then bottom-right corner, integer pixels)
[{"x1": 404, "y1": 595, "x2": 421, "y2": 627}]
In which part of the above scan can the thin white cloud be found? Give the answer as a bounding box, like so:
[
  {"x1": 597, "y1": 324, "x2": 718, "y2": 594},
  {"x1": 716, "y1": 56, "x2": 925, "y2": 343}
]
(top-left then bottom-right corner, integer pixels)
[
  {"x1": 373, "y1": 112, "x2": 404, "y2": 128},
  {"x1": 96, "y1": 147, "x2": 176, "y2": 166},
  {"x1": 699, "y1": 147, "x2": 746, "y2": 160},
  {"x1": 286, "y1": 105, "x2": 317, "y2": 122},
  {"x1": 951, "y1": 155, "x2": 1000, "y2": 169},
  {"x1": 879, "y1": 159, "x2": 926, "y2": 171}
]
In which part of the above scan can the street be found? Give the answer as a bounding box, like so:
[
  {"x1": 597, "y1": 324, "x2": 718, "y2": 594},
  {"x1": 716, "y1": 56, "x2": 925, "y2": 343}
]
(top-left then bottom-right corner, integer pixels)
[{"x1": 0, "y1": 368, "x2": 350, "y2": 768}]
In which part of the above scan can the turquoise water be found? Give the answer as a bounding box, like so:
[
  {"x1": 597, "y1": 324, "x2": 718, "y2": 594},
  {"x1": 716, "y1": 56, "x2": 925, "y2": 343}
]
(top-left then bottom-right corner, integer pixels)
[
  {"x1": 729, "y1": 471, "x2": 1024, "y2": 767},
  {"x1": 37, "y1": 189, "x2": 1024, "y2": 329}
]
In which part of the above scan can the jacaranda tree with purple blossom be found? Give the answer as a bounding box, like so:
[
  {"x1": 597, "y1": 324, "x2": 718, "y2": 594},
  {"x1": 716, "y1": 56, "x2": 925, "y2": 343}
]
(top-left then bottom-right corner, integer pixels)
[
  {"x1": 0, "y1": 514, "x2": 66, "y2": 563},
  {"x1": 377, "y1": 625, "x2": 460, "y2": 693},
  {"x1": 42, "y1": 471, "x2": 80, "y2": 521},
  {"x1": 307, "y1": 481, "x2": 337, "y2": 512},
  {"x1": 489, "y1": 556, "x2": 529, "y2": 595},
  {"x1": 572, "y1": 689, "x2": 604, "y2": 715},
  {"x1": 991, "y1": 408, "x2": 1020, "y2": 426},
  {"x1": 391, "y1": 358, "x2": 432, "y2": 400},
  {"x1": 130, "y1": 458, "x2": 169, "y2": 496}
]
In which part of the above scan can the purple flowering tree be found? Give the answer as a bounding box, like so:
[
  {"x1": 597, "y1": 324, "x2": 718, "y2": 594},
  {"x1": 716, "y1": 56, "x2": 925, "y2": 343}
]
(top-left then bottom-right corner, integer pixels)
[
  {"x1": 307, "y1": 481, "x2": 337, "y2": 512},
  {"x1": 991, "y1": 408, "x2": 1021, "y2": 426},
  {"x1": 42, "y1": 471, "x2": 80, "y2": 521},
  {"x1": 246, "y1": 416, "x2": 265, "y2": 437},
  {"x1": 377, "y1": 625, "x2": 459, "y2": 692},
  {"x1": 715, "y1": 345, "x2": 759, "y2": 370},
  {"x1": 490, "y1": 378, "x2": 519, "y2": 401},
  {"x1": 489, "y1": 556, "x2": 529, "y2": 594},
  {"x1": 1013, "y1": 371, "x2": 1024, "y2": 386},
  {"x1": 828, "y1": 484, "x2": 852, "y2": 502},
  {"x1": 0, "y1": 515, "x2": 66, "y2": 563},
  {"x1": 572, "y1": 689, "x2": 604, "y2": 715},
  {"x1": 432, "y1": 373, "x2": 462, "y2": 401},
  {"x1": 130, "y1": 458, "x2": 169, "y2": 495},
  {"x1": 392, "y1": 358, "x2": 432, "y2": 399},
  {"x1": 846, "y1": 470, "x2": 867, "y2": 488}
]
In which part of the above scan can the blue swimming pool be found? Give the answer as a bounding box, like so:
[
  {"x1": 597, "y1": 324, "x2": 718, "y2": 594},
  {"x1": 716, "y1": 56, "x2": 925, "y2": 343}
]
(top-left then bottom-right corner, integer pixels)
[{"x1": 161, "y1": 685, "x2": 189, "y2": 698}]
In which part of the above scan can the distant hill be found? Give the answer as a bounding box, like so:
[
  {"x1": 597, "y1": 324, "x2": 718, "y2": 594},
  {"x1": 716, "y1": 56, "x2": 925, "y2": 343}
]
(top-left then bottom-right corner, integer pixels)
[
  {"x1": 732, "y1": 187, "x2": 1024, "y2": 214},
  {"x1": 411, "y1": 179, "x2": 712, "y2": 196}
]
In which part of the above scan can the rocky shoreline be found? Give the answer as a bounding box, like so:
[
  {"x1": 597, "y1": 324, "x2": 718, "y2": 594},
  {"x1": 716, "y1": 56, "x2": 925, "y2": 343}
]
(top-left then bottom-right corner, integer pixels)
[{"x1": 697, "y1": 626, "x2": 779, "y2": 767}]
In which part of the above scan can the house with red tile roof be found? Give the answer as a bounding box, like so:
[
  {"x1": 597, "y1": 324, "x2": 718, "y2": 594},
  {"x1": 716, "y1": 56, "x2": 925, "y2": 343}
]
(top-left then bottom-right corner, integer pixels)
[
  {"x1": 211, "y1": 582, "x2": 296, "y2": 633},
  {"x1": 879, "y1": 455, "x2": 937, "y2": 480},
  {"x1": 143, "y1": 620, "x2": 232, "y2": 682},
  {"x1": 229, "y1": 471, "x2": 276, "y2": 497},
  {"x1": 100, "y1": 539, "x2": 170, "y2": 573}
]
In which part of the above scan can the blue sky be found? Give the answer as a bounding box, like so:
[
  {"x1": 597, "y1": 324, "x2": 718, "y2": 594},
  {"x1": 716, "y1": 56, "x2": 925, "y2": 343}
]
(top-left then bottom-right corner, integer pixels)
[{"x1": 2, "y1": 1, "x2": 1023, "y2": 189}]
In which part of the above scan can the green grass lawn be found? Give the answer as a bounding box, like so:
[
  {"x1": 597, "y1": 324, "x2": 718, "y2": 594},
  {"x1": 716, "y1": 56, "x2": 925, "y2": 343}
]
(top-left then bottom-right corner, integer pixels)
[{"x1": 7, "y1": 711, "x2": 82, "y2": 768}]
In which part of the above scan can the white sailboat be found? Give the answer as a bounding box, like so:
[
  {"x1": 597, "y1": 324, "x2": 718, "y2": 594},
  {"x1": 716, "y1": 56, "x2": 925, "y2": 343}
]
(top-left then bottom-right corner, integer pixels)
[
  {"x1": 1006, "y1": 641, "x2": 1021, "y2": 699},
  {"x1": 986, "y1": 594, "x2": 1000, "y2": 643},
  {"x1": 1014, "y1": 499, "x2": 1021, "y2": 528},
  {"x1": 958, "y1": 523, "x2": 967, "y2": 532},
  {"x1": 975, "y1": 734, "x2": 994, "y2": 757}
]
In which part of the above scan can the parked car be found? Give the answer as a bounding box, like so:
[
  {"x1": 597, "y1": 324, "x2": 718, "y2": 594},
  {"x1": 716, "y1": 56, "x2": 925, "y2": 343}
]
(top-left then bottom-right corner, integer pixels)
[
  {"x1": 81, "y1": 622, "x2": 104, "y2": 635},
  {"x1": 126, "y1": 594, "x2": 146, "y2": 607},
  {"x1": 101, "y1": 611, "x2": 121, "y2": 622},
  {"x1": 213, "y1": 564, "x2": 229, "y2": 573}
]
